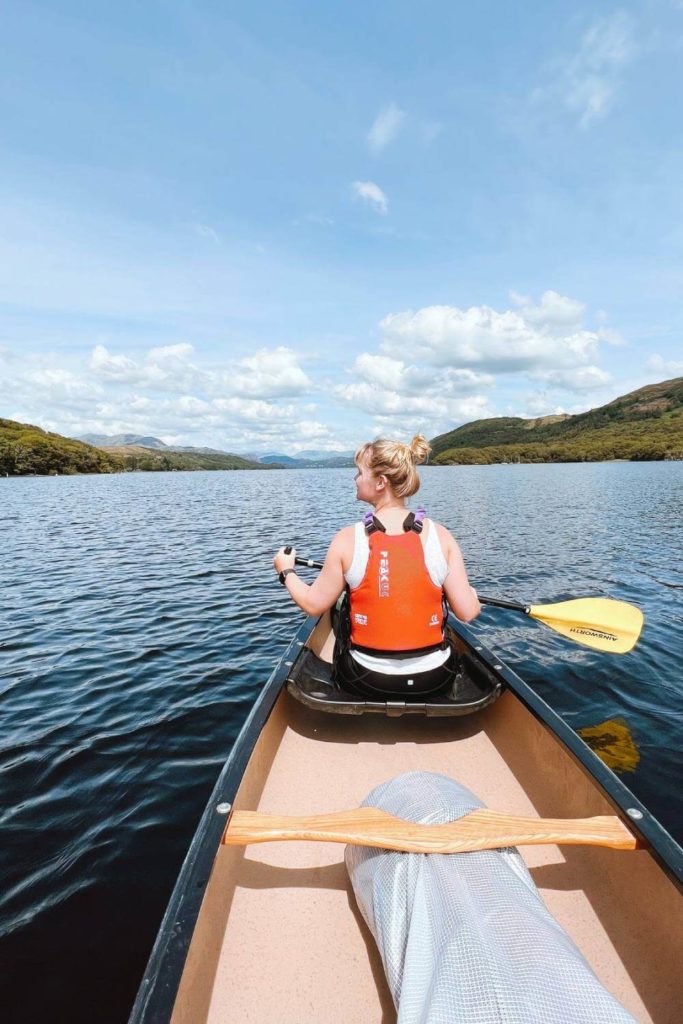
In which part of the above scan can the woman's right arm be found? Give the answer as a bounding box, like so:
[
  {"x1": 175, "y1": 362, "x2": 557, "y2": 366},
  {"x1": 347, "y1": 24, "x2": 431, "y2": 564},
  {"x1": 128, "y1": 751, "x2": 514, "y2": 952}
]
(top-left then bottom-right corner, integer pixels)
[
  {"x1": 276, "y1": 527, "x2": 353, "y2": 617},
  {"x1": 436, "y1": 524, "x2": 481, "y2": 623}
]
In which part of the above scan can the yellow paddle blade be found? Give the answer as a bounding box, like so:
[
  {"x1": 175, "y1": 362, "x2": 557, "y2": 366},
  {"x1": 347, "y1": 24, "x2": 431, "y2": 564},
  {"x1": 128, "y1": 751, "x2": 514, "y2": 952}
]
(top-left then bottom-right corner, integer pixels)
[
  {"x1": 528, "y1": 598, "x2": 644, "y2": 654},
  {"x1": 577, "y1": 717, "x2": 640, "y2": 773}
]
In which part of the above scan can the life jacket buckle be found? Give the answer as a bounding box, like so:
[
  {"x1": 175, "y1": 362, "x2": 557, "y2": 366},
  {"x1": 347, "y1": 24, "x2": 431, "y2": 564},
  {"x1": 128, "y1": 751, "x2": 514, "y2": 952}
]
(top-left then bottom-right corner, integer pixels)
[
  {"x1": 402, "y1": 507, "x2": 426, "y2": 533},
  {"x1": 363, "y1": 510, "x2": 386, "y2": 535}
]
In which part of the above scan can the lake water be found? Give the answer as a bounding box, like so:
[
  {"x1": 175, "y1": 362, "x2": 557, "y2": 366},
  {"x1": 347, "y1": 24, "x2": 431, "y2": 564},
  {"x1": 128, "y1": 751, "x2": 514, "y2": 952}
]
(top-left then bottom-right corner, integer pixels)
[{"x1": 1, "y1": 463, "x2": 681, "y2": 1023}]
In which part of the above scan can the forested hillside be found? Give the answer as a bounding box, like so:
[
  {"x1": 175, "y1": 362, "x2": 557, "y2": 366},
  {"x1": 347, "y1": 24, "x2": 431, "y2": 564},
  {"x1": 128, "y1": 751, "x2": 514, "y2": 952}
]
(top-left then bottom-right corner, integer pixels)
[
  {"x1": 0, "y1": 420, "x2": 270, "y2": 475},
  {"x1": 430, "y1": 377, "x2": 683, "y2": 465},
  {"x1": 0, "y1": 419, "x2": 120, "y2": 476}
]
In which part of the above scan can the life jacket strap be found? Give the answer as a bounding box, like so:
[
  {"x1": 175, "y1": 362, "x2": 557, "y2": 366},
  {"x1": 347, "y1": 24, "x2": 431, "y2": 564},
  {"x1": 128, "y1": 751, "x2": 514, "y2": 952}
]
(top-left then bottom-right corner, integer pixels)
[
  {"x1": 363, "y1": 507, "x2": 427, "y2": 535},
  {"x1": 402, "y1": 507, "x2": 426, "y2": 533},
  {"x1": 363, "y1": 510, "x2": 386, "y2": 534}
]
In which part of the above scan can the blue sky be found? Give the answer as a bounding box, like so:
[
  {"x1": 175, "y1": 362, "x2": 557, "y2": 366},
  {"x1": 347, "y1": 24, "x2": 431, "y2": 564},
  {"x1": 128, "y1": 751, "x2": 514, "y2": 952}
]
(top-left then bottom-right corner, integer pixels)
[{"x1": 1, "y1": 1, "x2": 682, "y2": 453}]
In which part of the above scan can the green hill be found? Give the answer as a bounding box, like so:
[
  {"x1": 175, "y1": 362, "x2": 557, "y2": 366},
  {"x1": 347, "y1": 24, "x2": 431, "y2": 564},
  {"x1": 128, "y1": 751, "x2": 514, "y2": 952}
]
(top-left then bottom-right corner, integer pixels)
[
  {"x1": 430, "y1": 377, "x2": 683, "y2": 465},
  {"x1": 0, "y1": 418, "x2": 121, "y2": 476},
  {"x1": 0, "y1": 419, "x2": 273, "y2": 475}
]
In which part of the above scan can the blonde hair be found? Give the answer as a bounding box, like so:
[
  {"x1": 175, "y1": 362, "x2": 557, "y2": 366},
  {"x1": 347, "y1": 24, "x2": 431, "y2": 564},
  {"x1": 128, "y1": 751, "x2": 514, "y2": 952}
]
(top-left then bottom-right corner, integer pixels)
[{"x1": 355, "y1": 434, "x2": 431, "y2": 498}]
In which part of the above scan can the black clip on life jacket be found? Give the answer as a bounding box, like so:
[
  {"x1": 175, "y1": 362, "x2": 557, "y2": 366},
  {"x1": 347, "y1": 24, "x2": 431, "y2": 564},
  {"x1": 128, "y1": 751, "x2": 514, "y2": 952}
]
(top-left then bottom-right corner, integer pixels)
[{"x1": 363, "y1": 507, "x2": 426, "y2": 535}]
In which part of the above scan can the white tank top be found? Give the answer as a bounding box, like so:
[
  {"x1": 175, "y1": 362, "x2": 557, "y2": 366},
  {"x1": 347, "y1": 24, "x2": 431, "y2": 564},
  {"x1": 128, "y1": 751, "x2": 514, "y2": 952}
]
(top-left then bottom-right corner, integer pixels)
[{"x1": 344, "y1": 518, "x2": 451, "y2": 675}]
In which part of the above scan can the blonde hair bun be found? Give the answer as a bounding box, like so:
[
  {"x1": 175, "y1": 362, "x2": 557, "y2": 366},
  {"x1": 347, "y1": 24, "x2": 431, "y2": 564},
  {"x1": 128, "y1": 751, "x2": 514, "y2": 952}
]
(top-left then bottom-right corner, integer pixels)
[
  {"x1": 355, "y1": 434, "x2": 430, "y2": 498},
  {"x1": 408, "y1": 434, "x2": 430, "y2": 465}
]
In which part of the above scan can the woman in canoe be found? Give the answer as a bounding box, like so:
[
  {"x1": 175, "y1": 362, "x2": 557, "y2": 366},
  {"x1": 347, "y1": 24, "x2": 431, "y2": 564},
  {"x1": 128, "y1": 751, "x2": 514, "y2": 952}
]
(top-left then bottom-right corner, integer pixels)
[{"x1": 273, "y1": 435, "x2": 480, "y2": 697}]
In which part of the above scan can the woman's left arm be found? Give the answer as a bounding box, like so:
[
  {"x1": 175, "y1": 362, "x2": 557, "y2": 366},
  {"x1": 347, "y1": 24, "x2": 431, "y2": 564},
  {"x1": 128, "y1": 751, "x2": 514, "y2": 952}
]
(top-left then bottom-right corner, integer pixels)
[{"x1": 273, "y1": 528, "x2": 350, "y2": 616}]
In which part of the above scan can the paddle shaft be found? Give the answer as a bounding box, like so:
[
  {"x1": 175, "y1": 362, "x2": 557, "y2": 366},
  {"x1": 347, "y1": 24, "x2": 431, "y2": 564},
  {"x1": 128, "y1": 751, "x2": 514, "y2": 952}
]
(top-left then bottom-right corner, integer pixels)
[
  {"x1": 295, "y1": 558, "x2": 528, "y2": 611},
  {"x1": 223, "y1": 807, "x2": 638, "y2": 855},
  {"x1": 290, "y1": 555, "x2": 642, "y2": 652}
]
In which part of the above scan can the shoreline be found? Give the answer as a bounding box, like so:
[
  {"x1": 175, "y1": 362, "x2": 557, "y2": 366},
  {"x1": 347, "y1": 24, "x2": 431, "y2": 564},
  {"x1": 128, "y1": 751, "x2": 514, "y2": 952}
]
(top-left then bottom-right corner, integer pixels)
[{"x1": 2, "y1": 456, "x2": 682, "y2": 479}]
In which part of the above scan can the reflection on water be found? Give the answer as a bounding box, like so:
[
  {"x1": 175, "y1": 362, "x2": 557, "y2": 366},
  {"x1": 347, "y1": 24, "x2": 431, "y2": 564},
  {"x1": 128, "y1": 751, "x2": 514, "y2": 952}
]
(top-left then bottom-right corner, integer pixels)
[
  {"x1": 0, "y1": 462, "x2": 681, "y2": 1023},
  {"x1": 577, "y1": 718, "x2": 641, "y2": 773}
]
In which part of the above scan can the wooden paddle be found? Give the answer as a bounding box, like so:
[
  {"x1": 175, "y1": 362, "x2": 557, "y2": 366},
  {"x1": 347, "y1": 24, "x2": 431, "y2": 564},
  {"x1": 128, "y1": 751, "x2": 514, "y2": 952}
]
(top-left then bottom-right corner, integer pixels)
[
  {"x1": 223, "y1": 806, "x2": 638, "y2": 854},
  {"x1": 292, "y1": 557, "x2": 644, "y2": 654}
]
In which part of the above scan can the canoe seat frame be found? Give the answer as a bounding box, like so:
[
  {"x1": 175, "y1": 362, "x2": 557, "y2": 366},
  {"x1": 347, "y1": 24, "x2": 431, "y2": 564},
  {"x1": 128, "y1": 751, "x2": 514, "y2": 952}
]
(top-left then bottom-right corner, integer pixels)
[{"x1": 286, "y1": 635, "x2": 503, "y2": 717}]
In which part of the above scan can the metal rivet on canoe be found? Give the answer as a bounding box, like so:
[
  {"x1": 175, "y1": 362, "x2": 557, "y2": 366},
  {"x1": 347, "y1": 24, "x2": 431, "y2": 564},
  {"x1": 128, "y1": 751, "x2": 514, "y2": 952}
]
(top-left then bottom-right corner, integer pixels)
[
  {"x1": 475, "y1": 646, "x2": 483, "y2": 651},
  {"x1": 627, "y1": 808, "x2": 644, "y2": 820},
  {"x1": 216, "y1": 802, "x2": 232, "y2": 815},
  {"x1": 284, "y1": 661, "x2": 293, "y2": 667},
  {"x1": 494, "y1": 664, "x2": 503, "y2": 670}
]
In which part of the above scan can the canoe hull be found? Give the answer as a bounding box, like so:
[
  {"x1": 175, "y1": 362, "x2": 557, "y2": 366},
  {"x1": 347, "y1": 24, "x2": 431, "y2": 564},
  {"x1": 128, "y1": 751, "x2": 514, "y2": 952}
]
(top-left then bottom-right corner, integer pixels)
[{"x1": 130, "y1": 616, "x2": 683, "y2": 1024}]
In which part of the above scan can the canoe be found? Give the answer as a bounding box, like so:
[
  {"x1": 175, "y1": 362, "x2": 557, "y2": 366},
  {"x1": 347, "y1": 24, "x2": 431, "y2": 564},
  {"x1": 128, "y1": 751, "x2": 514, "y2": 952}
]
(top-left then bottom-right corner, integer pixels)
[{"x1": 129, "y1": 613, "x2": 683, "y2": 1024}]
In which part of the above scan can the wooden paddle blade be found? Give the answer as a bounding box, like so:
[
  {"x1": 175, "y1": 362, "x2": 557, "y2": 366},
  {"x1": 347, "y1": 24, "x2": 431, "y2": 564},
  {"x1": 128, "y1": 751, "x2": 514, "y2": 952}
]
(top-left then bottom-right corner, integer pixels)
[
  {"x1": 527, "y1": 597, "x2": 644, "y2": 653},
  {"x1": 223, "y1": 806, "x2": 638, "y2": 854}
]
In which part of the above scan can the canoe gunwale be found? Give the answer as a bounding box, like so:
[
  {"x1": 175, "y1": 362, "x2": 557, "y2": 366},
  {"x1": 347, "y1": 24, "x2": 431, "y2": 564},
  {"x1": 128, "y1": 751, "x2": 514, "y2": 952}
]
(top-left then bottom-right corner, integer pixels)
[
  {"x1": 455, "y1": 619, "x2": 683, "y2": 889},
  {"x1": 127, "y1": 615, "x2": 316, "y2": 1024},
  {"x1": 128, "y1": 613, "x2": 683, "y2": 1024}
]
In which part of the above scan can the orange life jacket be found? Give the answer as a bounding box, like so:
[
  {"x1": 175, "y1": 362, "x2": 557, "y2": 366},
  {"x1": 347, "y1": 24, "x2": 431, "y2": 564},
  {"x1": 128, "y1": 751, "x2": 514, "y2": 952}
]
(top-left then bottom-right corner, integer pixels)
[{"x1": 349, "y1": 516, "x2": 446, "y2": 654}]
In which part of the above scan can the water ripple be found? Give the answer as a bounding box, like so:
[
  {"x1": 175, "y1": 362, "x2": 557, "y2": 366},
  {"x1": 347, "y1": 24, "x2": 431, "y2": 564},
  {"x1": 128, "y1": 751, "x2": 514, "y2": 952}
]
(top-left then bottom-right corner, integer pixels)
[{"x1": 0, "y1": 463, "x2": 681, "y2": 1023}]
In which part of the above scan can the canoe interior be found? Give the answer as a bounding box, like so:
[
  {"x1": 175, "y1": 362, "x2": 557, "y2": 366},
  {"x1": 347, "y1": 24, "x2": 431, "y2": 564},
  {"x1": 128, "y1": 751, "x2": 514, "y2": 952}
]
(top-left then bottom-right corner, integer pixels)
[{"x1": 168, "y1": 616, "x2": 683, "y2": 1024}]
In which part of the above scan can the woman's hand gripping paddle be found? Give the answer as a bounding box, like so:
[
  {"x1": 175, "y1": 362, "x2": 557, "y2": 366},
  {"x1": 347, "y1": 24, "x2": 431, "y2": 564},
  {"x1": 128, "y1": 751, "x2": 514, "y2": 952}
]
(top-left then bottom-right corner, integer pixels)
[{"x1": 292, "y1": 557, "x2": 644, "y2": 653}]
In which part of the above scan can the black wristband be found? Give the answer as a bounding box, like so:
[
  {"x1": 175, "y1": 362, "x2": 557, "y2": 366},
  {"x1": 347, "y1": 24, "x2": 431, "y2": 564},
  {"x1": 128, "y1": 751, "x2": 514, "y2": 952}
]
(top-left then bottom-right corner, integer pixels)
[{"x1": 279, "y1": 568, "x2": 297, "y2": 586}]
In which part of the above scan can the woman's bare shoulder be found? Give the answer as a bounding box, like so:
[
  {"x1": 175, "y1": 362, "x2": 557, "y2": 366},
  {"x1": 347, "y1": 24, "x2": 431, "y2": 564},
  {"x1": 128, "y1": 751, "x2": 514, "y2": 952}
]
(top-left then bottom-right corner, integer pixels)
[
  {"x1": 335, "y1": 524, "x2": 357, "y2": 542},
  {"x1": 328, "y1": 524, "x2": 356, "y2": 553},
  {"x1": 430, "y1": 520, "x2": 460, "y2": 553}
]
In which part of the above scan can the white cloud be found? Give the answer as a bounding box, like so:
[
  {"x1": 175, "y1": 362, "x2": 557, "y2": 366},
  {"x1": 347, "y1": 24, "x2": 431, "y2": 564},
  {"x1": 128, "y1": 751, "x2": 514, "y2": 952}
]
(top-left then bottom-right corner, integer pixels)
[
  {"x1": 335, "y1": 378, "x2": 492, "y2": 432},
  {"x1": 351, "y1": 180, "x2": 389, "y2": 215},
  {"x1": 367, "y1": 104, "x2": 405, "y2": 154},
  {"x1": 87, "y1": 342, "x2": 313, "y2": 401},
  {"x1": 89, "y1": 342, "x2": 201, "y2": 391},
  {"x1": 230, "y1": 346, "x2": 312, "y2": 398},
  {"x1": 1, "y1": 340, "x2": 324, "y2": 451},
  {"x1": 148, "y1": 343, "x2": 195, "y2": 362},
  {"x1": 525, "y1": 392, "x2": 569, "y2": 417},
  {"x1": 532, "y1": 365, "x2": 613, "y2": 391},
  {"x1": 212, "y1": 396, "x2": 297, "y2": 423},
  {"x1": 510, "y1": 289, "x2": 586, "y2": 331},
  {"x1": 353, "y1": 353, "x2": 432, "y2": 393},
  {"x1": 367, "y1": 393, "x2": 493, "y2": 434},
  {"x1": 534, "y1": 12, "x2": 637, "y2": 128},
  {"x1": 89, "y1": 344, "x2": 138, "y2": 381},
  {"x1": 647, "y1": 353, "x2": 683, "y2": 376},
  {"x1": 333, "y1": 290, "x2": 619, "y2": 434},
  {"x1": 353, "y1": 353, "x2": 493, "y2": 395},
  {"x1": 378, "y1": 295, "x2": 602, "y2": 373},
  {"x1": 1, "y1": 357, "x2": 103, "y2": 409}
]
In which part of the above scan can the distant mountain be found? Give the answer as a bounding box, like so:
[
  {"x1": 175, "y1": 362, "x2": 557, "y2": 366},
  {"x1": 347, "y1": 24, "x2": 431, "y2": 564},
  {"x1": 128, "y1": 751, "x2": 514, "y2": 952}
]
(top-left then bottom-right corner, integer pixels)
[
  {"x1": 79, "y1": 433, "x2": 167, "y2": 448},
  {"x1": 255, "y1": 450, "x2": 355, "y2": 468},
  {"x1": 80, "y1": 436, "x2": 355, "y2": 467},
  {"x1": 430, "y1": 377, "x2": 683, "y2": 465},
  {"x1": 78, "y1": 433, "x2": 256, "y2": 460},
  {"x1": 101, "y1": 445, "x2": 271, "y2": 472},
  {"x1": 166, "y1": 445, "x2": 233, "y2": 456},
  {"x1": 1, "y1": 420, "x2": 275, "y2": 475},
  {"x1": 259, "y1": 453, "x2": 301, "y2": 466},
  {"x1": 296, "y1": 449, "x2": 355, "y2": 461}
]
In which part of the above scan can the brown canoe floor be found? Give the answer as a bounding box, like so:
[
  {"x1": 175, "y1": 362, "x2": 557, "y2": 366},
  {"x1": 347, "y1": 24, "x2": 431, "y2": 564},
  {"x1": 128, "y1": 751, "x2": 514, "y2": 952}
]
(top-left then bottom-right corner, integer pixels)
[{"x1": 172, "y1": 627, "x2": 682, "y2": 1024}]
